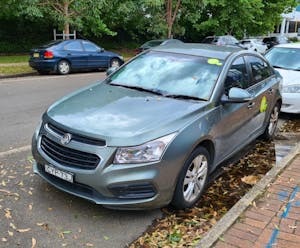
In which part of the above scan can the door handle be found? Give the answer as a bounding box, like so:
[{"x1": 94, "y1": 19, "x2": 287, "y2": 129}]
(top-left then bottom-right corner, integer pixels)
[
  {"x1": 247, "y1": 102, "x2": 255, "y2": 109},
  {"x1": 67, "y1": 53, "x2": 72, "y2": 56}
]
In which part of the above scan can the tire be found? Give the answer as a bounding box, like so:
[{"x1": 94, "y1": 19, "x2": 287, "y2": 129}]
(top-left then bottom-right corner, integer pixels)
[
  {"x1": 261, "y1": 102, "x2": 280, "y2": 140},
  {"x1": 37, "y1": 70, "x2": 49, "y2": 75},
  {"x1": 57, "y1": 60, "x2": 71, "y2": 75},
  {"x1": 110, "y1": 58, "x2": 121, "y2": 68},
  {"x1": 171, "y1": 146, "x2": 210, "y2": 209}
]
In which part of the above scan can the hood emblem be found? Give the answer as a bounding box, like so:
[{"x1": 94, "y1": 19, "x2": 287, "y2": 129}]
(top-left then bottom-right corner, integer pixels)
[{"x1": 61, "y1": 133, "x2": 72, "y2": 145}]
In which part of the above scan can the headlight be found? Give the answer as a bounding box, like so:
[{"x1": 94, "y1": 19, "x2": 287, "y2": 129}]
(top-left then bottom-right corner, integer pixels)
[
  {"x1": 114, "y1": 133, "x2": 177, "y2": 164},
  {"x1": 282, "y1": 84, "x2": 300, "y2": 93}
]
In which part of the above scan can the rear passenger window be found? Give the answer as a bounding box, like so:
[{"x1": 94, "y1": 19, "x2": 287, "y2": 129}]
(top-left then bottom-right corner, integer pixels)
[
  {"x1": 224, "y1": 57, "x2": 250, "y2": 95},
  {"x1": 246, "y1": 56, "x2": 273, "y2": 85},
  {"x1": 64, "y1": 41, "x2": 83, "y2": 51}
]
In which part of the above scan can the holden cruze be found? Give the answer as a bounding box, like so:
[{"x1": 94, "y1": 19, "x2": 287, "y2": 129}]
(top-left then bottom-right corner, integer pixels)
[{"x1": 32, "y1": 44, "x2": 282, "y2": 210}]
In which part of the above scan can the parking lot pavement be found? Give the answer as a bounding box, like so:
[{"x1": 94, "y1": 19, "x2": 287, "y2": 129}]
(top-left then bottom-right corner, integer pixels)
[
  {"x1": 213, "y1": 153, "x2": 300, "y2": 248},
  {"x1": 0, "y1": 150, "x2": 161, "y2": 248}
]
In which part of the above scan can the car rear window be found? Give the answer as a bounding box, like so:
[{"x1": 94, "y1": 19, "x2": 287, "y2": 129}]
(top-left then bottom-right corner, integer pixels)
[{"x1": 38, "y1": 40, "x2": 63, "y2": 49}]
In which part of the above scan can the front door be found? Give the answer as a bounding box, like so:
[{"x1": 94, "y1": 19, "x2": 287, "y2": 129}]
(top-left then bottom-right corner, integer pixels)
[
  {"x1": 82, "y1": 41, "x2": 108, "y2": 68},
  {"x1": 215, "y1": 56, "x2": 256, "y2": 162}
]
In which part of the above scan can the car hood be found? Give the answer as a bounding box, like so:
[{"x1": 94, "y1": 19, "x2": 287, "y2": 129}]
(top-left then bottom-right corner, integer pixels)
[
  {"x1": 46, "y1": 82, "x2": 208, "y2": 146},
  {"x1": 275, "y1": 68, "x2": 300, "y2": 86}
]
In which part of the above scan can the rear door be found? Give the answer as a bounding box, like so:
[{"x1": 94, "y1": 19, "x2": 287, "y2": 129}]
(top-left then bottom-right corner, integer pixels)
[{"x1": 244, "y1": 55, "x2": 277, "y2": 135}]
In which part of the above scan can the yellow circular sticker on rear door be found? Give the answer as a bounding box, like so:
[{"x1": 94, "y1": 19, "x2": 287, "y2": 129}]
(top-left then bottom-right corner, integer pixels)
[{"x1": 260, "y1": 96, "x2": 268, "y2": 113}]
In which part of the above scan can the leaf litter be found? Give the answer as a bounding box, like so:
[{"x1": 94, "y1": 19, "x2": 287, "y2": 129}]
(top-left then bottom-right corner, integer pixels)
[
  {"x1": 130, "y1": 140, "x2": 277, "y2": 247},
  {"x1": 130, "y1": 119, "x2": 300, "y2": 247}
]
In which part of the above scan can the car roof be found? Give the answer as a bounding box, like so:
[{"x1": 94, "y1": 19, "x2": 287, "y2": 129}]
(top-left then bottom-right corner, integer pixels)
[
  {"x1": 274, "y1": 43, "x2": 300, "y2": 49},
  {"x1": 152, "y1": 43, "x2": 243, "y2": 60}
]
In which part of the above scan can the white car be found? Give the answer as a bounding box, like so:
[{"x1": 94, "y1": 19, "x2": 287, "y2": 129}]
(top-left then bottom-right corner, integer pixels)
[
  {"x1": 265, "y1": 43, "x2": 300, "y2": 113},
  {"x1": 240, "y1": 39, "x2": 268, "y2": 54}
]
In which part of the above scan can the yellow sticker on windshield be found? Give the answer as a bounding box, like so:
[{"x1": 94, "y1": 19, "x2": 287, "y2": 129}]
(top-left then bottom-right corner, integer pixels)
[
  {"x1": 260, "y1": 96, "x2": 268, "y2": 113},
  {"x1": 207, "y1": 58, "x2": 222, "y2": 66}
]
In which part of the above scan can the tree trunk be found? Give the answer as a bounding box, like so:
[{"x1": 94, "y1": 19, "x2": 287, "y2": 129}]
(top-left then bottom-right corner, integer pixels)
[
  {"x1": 63, "y1": 1, "x2": 70, "y2": 39},
  {"x1": 165, "y1": 0, "x2": 181, "y2": 39}
]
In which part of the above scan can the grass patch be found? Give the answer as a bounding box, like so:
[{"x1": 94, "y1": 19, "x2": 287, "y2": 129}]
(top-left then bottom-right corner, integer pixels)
[
  {"x1": 0, "y1": 65, "x2": 34, "y2": 76},
  {"x1": 0, "y1": 55, "x2": 29, "y2": 64}
]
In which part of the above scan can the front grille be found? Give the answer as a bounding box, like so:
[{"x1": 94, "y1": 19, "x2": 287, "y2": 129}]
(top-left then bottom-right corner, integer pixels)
[
  {"x1": 47, "y1": 123, "x2": 106, "y2": 146},
  {"x1": 41, "y1": 136, "x2": 100, "y2": 170}
]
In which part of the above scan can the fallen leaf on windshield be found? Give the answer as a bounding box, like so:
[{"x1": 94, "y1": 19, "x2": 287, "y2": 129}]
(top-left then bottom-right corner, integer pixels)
[{"x1": 241, "y1": 175, "x2": 259, "y2": 185}]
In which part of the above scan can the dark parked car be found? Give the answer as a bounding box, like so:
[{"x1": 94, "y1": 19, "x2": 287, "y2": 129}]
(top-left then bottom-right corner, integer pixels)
[
  {"x1": 29, "y1": 39, "x2": 124, "y2": 75},
  {"x1": 262, "y1": 36, "x2": 289, "y2": 49},
  {"x1": 202, "y1": 35, "x2": 245, "y2": 49},
  {"x1": 135, "y1": 39, "x2": 183, "y2": 54},
  {"x1": 32, "y1": 44, "x2": 282, "y2": 210}
]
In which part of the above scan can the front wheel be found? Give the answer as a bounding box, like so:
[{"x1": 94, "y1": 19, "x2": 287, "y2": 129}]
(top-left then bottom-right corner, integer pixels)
[
  {"x1": 57, "y1": 60, "x2": 71, "y2": 75},
  {"x1": 171, "y1": 146, "x2": 210, "y2": 209},
  {"x1": 261, "y1": 102, "x2": 280, "y2": 140}
]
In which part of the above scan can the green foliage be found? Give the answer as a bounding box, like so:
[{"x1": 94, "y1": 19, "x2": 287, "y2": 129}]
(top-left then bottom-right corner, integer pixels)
[{"x1": 0, "y1": 0, "x2": 298, "y2": 52}]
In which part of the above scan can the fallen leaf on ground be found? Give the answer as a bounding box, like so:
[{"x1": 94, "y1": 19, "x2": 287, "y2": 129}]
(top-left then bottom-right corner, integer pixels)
[
  {"x1": 241, "y1": 175, "x2": 259, "y2": 185},
  {"x1": 4, "y1": 209, "x2": 12, "y2": 219},
  {"x1": 17, "y1": 228, "x2": 31, "y2": 233},
  {"x1": 8, "y1": 231, "x2": 13, "y2": 236},
  {"x1": 86, "y1": 243, "x2": 94, "y2": 247},
  {"x1": 32, "y1": 237, "x2": 36, "y2": 248}
]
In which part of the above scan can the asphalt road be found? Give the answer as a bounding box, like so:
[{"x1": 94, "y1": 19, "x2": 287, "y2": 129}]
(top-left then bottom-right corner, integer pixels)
[
  {"x1": 0, "y1": 72, "x2": 162, "y2": 248},
  {"x1": 0, "y1": 72, "x2": 105, "y2": 152}
]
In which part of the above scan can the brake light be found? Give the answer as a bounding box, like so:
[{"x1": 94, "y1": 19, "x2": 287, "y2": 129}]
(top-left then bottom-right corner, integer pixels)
[{"x1": 44, "y1": 51, "x2": 54, "y2": 59}]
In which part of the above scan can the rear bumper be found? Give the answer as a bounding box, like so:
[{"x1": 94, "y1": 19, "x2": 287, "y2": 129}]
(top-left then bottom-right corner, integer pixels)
[
  {"x1": 29, "y1": 59, "x2": 57, "y2": 71},
  {"x1": 281, "y1": 93, "x2": 300, "y2": 114}
]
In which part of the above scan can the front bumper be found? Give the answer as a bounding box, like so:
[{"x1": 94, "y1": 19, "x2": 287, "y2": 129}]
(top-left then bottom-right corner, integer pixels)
[
  {"x1": 31, "y1": 125, "x2": 178, "y2": 210},
  {"x1": 281, "y1": 93, "x2": 300, "y2": 114}
]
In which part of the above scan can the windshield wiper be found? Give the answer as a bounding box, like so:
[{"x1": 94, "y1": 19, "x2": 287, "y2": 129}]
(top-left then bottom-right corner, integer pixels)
[
  {"x1": 164, "y1": 94, "x2": 207, "y2": 101},
  {"x1": 109, "y1": 83, "x2": 165, "y2": 96}
]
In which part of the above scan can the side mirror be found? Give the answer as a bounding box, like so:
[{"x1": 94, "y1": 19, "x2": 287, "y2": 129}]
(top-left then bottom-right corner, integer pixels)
[
  {"x1": 106, "y1": 67, "x2": 117, "y2": 76},
  {"x1": 98, "y1": 48, "x2": 104, "y2": 53},
  {"x1": 221, "y1": 87, "x2": 253, "y2": 103}
]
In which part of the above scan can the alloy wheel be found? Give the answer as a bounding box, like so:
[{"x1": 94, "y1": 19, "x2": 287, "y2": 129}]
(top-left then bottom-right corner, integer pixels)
[
  {"x1": 183, "y1": 154, "x2": 208, "y2": 203},
  {"x1": 268, "y1": 105, "x2": 279, "y2": 136}
]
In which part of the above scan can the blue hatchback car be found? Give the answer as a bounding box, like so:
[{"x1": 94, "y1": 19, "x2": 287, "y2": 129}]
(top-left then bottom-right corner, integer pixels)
[{"x1": 29, "y1": 39, "x2": 124, "y2": 75}]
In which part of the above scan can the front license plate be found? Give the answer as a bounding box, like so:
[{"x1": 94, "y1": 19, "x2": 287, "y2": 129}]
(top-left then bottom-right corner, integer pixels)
[
  {"x1": 33, "y1": 53, "x2": 39, "y2": 58},
  {"x1": 45, "y1": 164, "x2": 74, "y2": 183}
]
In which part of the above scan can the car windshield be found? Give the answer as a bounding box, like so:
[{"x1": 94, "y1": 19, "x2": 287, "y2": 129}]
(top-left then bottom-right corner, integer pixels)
[
  {"x1": 265, "y1": 47, "x2": 300, "y2": 71},
  {"x1": 107, "y1": 51, "x2": 223, "y2": 100}
]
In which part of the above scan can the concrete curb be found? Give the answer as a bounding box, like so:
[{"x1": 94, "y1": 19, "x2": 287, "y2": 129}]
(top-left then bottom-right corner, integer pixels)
[
  {"x1": 195, "y1": 143, "x2": 300, "y2": 248},
  {"x1": 0, "y1": 72, "x2": 37, "y2": 79},
  {"x1": 0, "y1": 145, "x2": 31, "y2": 158}
]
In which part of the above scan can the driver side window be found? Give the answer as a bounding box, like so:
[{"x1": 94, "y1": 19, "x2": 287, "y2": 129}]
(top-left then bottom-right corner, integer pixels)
[{"x1": 224, "y1": 57, "x2": 250, "y2": 95}]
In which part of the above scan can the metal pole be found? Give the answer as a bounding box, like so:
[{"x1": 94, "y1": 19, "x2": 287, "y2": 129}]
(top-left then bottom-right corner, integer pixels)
[
  {"x1": 53, "y1": 29, "x2": 56, "y2": 40},
  {"x1": 74, "y1": 30, "x2": 76, "y2": 39},
  {"x1": 63, "y1": 30, "x2": 65, "y2": 40}
]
